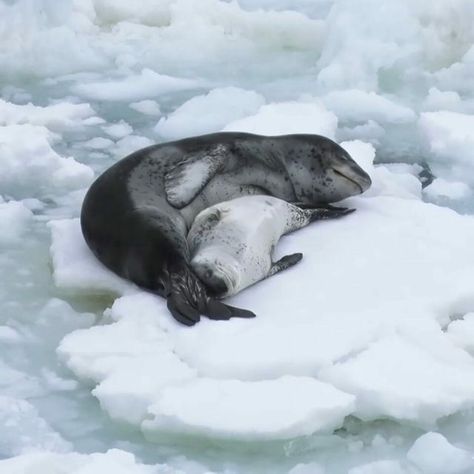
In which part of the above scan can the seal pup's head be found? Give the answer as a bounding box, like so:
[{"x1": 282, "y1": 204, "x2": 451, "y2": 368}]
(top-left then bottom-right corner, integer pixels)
[
  {"x1": 282, "y1": 135, "x2": 372, "y2": 204},
  {"x1": 191, "y1": 250, "x2": 240, "y2": 298}
]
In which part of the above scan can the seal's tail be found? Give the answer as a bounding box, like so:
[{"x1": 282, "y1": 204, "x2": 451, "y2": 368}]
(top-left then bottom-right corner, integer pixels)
[{"x1": 166, "y1": 263, "x2": 256, "y2": 326}]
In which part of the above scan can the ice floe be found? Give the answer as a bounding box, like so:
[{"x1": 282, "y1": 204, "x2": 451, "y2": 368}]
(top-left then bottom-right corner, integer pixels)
[{"x1": 51, "y1": 138, "x2": 474, "y2": 442}]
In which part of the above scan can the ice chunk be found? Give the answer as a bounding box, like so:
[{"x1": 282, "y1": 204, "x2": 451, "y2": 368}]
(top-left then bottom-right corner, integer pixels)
[
  {"x1": 0, "y1": 396, "x2": 71, "y2": 456},
  {"x1": 129, "y1": 100, "x2": 161, "y2": 116},
  {"x1": 436, "y1": 45, "x2": 474, "y2": 95},
  {"x1": 419, "y1": 111, "x2": 474, "y2": 182},
  {"x1": 48, "y1": 218, "x2": 131, "y2": 295},
  {"x1": 422, "y1": 88, "x2": 463, "y2": 112},
  {"x1": 317, "y1": 0, "x2": 474, "y2": 91},
  {"x1": 92, "y1": 353, "x2": 197, "y2": 425},
  {"x1": 424, "y1": 178, "x2": 472, "y2": 201},
  {"x1": 447, "y1": 313, "x2": 474, "y2": 354},
  {"x1": 319, "y1": 334, "x2": 474, "y2": 424},
  {"x1": 144, "y1": 376, "x2": 355, "y2": 441},
  {"x1": 407, "y1": 432, "x2": 474, "y2": 474},
  {"x1": 81, "y1": 137, "x2": 114, "y2": 150},
  {"x1": 289, "y1": 463, "x2": 326, "y2": 474},
  {"x1": 155, "y1": 87, "x2": 265, "y2": 140},
  {"x1": 0, "y1": 125, "x2": 93, "y2": 199},
  {"x1": 0, "y1": 199, "x2": 33, "y2": 245},
  {"x1": 113, "y1": 135, "x2": 154, "y2": 158},
  {"x1": 73, "y1": 69, "x2": 202, "y2": 102},
  {"x1": 0, "y1": 449, "x2": 167, "y2": 474},
  {"x1": 0, "y1": 326, "x2": 21, "y2": 343},
  {"x1": 322, "y1": 90, "x2": 415, "y2": 124},
  {"x1": 102, "y1": 121, "x2": 133, "y2": 139},
  {"x1": 223, "y1": 101, "x2": 338, "y2": 138},
  {"x1": 348, "y1": 460, "x2": 407, "y2": 474},
  {"x1": 339, "y1": 120, "x2": 385, "y2": 144},
  {"x1": 0, "y1": 99, "x2": 96, "y2": 132}
]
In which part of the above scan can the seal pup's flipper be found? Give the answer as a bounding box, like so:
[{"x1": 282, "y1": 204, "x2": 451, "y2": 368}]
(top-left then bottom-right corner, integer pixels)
[
  {"x1": 304, "y1": 206, "x2": 355, "y2": 222},
  {"x1": 205, "y1": 299, "x2": 256, "y2": 321},
  {"x1": 165, "y1": 146, "x2": 227, "y2": 208},
  {"x1": 267, "y1": 252, "x2": 303, "y2": 278}
]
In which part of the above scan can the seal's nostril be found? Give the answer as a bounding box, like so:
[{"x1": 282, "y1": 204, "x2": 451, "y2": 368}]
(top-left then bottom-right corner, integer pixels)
[{"x1": 205, "y1": 269, "x2": 213, "y2": 279}]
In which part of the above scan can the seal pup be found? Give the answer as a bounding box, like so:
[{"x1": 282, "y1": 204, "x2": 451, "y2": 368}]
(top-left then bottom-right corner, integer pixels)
[
  {"x1": 188, "y1": 196, "x2": 354, "y2": 297},
  {"x1": 81, "y1": 132, "x2": 371, "y2": 326}
]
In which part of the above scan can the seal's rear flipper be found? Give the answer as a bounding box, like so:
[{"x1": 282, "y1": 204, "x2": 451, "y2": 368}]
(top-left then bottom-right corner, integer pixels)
[
  {"x1": 167, "y1": 295, "x2": 201, "y2": 326},
  {"x1": 268, "y1": 252, "x2": 303, "y2": 278},
  {"x1": 205, "y1": 299, "x2": 256, "y2": 321}
]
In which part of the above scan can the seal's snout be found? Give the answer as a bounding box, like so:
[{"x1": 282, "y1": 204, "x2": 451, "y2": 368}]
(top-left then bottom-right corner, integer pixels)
[{"x1": 332, "y1": 159, "x2": 372, "y2": 195}]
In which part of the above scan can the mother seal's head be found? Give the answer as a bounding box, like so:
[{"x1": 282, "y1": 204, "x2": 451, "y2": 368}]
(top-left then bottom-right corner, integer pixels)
[{"x1": 279, "y1": 134, "x2": 372, "y2": 204}]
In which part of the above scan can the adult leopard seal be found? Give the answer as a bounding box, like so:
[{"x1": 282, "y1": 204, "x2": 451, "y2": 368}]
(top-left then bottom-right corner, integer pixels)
[
  {"x1": 80, "y1": 132, "x2": 371, "y2": 325},
  {"x1": 188, "y1": 196, "x2": 354, "y2": 297}
]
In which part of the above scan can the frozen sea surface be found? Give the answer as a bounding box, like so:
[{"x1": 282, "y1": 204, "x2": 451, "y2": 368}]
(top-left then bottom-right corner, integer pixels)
[{"x1": 1, "y1": 0, "x2": 474, "y2": 472}]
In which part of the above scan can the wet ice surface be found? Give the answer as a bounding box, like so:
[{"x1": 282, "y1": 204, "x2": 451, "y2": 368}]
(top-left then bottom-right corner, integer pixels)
[{"x1": 2, "y1": 0, "x2": 474, "y2": 472}]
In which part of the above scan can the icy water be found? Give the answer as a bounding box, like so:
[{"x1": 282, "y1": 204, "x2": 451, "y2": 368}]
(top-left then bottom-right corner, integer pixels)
[{"x1": 2, "y1": 1, "x2": 474, "y2": 473}]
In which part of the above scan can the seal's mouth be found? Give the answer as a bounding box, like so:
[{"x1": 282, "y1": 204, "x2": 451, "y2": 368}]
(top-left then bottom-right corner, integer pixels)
[{"x1": 333, "y1": 168, "x2": 365, "y2": 194}]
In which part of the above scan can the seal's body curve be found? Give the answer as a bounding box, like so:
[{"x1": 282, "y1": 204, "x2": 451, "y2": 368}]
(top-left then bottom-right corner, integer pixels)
[
  {"x1": 81, "y1": 132, "x2": 371, "y2": 325},
  {"x1": 188, "y1": 196, "x2": 354, "y2": 297}
]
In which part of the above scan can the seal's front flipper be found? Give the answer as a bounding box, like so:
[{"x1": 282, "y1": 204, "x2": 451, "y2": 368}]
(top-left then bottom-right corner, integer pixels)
[
  {"x1": 167, "y1": 295, "x2": 201, "y2": 326},
  {"x1": 268, "y1": 252, "x2": 303, "y2": 278},
  {"x1": 305, "y1": 206, "x2": 355, "y2": 222},
  {"x1": 204, "y1": 299, "x2": 256, "y2": 321},
  {"x1": 165, "y1": 147, "x2": 227, "y2": 208}
]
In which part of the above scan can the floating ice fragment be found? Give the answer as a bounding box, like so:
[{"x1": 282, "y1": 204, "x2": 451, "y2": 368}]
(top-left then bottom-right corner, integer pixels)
[
  {"x1": 82, "y1": 137, "x2": 114, "y2": 150},
  {"x1": 129, "y1": 100, "x2": 161, "y2": 116},
  {"x1": 0, "y1": 99, "x2": 96, "y2": 132},
  {"x1": 72, "y1": 69, "x2": 203, "y2": 102},
  {"x1": 48, "y1": 218, "x2": 131, "y2": 295},
  {"x1": 0, "y1": 449, "x2": 169, "y2": 474},
  {"x1": 0, "y1": 396, "x2": 72, "y2": 456},
  {"x1": 319, "y1": 334, "x2": 474, "y2": 424},
  {"x1": 407, "y1": 432, "x2": 474, "y2": 474},
  {"x1": 102, "y1": 121, "x2": 133, "y2": 139},
  {"x1": 419, "y1": 111, "x2": 474, "y2": 183},
  {"x1": 348, "y1": 460, "x2": 407, "y2": 474},
  {"x1": 143, "y1": 376, "x2": 355, "y2": 441},
  {"x1": 155, "y1": 87, "x2": 265, "y2": 140},
  {"x1": 322, "y1": 90, "x2": 415, "y2": 124},
  {"x1": 223, "y1": 101, "x2": 338, "y2": 138},
  {"x1": 0, "y1": 199, "x2": 33, "y2": 245},
  {"x1": 424, "y1": 178, "x2": 472, "y2": 201},
  {"x1": 0, "y1": 125, "x2": 93, "y2": 199}
]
